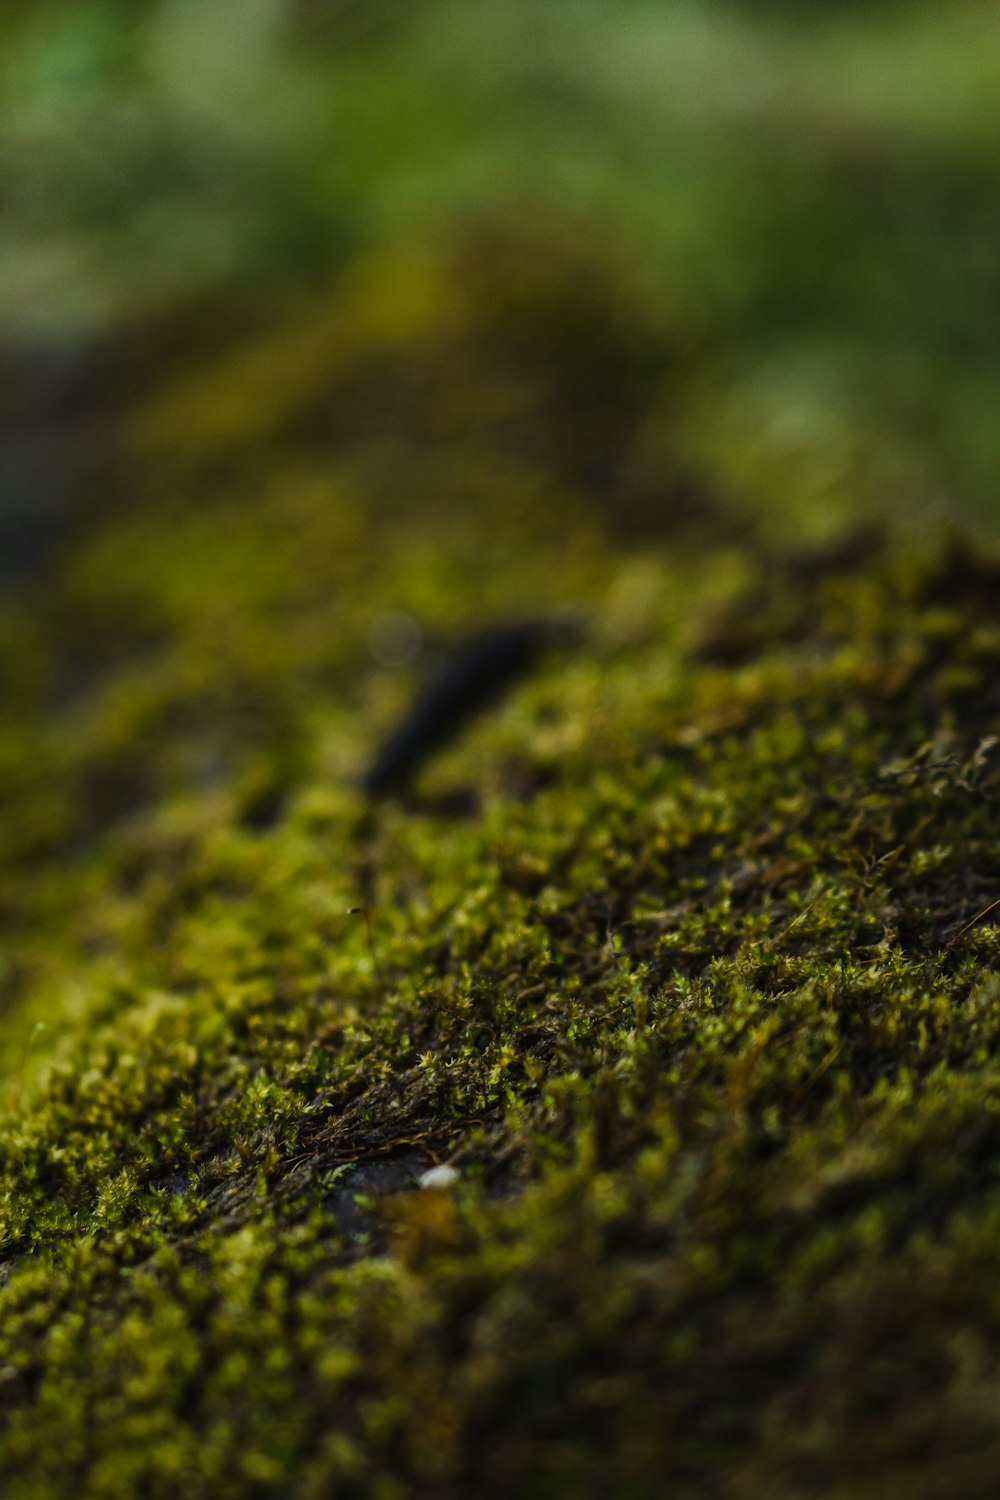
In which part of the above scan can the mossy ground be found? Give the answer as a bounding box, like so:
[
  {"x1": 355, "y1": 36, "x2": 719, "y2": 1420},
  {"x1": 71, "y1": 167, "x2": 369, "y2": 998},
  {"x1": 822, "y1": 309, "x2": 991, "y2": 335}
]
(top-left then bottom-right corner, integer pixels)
[{"x1": 3, "y1": 231, "x2": 1000, "y2": 1499}]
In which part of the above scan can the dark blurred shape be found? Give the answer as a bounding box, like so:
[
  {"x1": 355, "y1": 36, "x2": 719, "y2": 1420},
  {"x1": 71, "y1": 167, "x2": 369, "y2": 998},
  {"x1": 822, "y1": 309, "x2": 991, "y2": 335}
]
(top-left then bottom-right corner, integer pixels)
[
  {"x1": 0, "y1": 337, "x2": 107, "y2": 590},
  {"x1": 291, "y1": 0, "x2": 412, "y2": 48},
  {"x1": 362, "y1": 614, "x2": 582, "y2": 798},
  {"x1": 721, "y1": 0, "x2": 906, "y2": 13}
]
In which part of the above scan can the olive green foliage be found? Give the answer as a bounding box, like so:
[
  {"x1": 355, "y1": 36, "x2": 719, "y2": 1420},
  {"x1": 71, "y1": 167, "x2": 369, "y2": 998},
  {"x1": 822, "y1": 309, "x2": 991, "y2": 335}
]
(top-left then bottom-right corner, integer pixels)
[
  {"x1": 5, "y1": 2, "x2": 1000, "y2": 530},
  {"x1": 3, "y1": 231, "x2": 1000, "y2": 1499}
]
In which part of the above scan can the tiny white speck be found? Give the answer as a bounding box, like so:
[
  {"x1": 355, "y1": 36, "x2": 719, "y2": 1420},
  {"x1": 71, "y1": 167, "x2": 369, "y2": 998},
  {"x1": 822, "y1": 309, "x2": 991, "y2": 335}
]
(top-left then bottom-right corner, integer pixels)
[{"x1": 418, "y1": 1164, "x2": 459, "y2": 1191}]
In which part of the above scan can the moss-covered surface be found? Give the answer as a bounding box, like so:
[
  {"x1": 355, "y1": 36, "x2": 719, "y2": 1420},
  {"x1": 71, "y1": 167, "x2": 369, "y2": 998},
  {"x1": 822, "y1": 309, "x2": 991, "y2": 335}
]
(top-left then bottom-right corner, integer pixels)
[{"x1": 4, "y1": 233, "x2": 1000, "y2": 1498}]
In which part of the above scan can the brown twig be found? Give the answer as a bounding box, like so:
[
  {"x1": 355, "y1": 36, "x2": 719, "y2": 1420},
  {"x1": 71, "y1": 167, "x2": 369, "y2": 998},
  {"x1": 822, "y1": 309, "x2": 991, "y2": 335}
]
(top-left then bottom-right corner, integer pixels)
[{"x1": 947, "y1": 895, "x2": 1000, "y2": 949}]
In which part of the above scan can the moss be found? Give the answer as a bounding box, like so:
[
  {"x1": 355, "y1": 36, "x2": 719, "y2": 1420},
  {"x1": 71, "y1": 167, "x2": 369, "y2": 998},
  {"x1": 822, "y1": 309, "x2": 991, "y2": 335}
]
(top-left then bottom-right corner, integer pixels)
[{"x1": 3, "y1": 233, "x2": 1000, "y2": 1498}]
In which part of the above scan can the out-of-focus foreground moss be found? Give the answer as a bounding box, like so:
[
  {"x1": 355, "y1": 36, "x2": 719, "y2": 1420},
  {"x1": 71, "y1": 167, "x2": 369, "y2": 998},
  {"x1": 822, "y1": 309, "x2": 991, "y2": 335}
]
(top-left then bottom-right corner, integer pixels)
[{"x1": 3, "y1": 222, "x2": 1000, "y2": 1499}]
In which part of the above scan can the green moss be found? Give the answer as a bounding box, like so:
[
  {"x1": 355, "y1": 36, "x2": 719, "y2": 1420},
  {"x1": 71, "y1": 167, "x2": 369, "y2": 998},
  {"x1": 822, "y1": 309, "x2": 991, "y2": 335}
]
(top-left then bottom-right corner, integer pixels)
[{"x1": 3, "y1": 236, "x2": 1000, "y2": 1498}]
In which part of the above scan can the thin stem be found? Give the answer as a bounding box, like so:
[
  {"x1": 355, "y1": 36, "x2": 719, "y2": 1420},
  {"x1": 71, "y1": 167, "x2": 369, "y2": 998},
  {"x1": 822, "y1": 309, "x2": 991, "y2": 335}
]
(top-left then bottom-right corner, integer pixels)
[{"x1": 348, "y1": 906, "x2": 385, "y2": 992}]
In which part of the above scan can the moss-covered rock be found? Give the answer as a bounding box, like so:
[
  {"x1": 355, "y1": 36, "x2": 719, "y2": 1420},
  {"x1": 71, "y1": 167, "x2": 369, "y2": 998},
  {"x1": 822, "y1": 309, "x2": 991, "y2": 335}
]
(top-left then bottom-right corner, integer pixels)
[{"x1": 3, "y1": 233, "x2": 1000, "y2": 1499}]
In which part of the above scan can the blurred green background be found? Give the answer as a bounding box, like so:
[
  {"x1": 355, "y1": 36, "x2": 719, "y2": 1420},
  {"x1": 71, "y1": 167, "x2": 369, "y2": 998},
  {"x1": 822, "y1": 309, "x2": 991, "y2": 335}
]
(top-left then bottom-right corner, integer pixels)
[{"x1": 3, "y1": 0, "x2": 1000, "y2": 556}]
